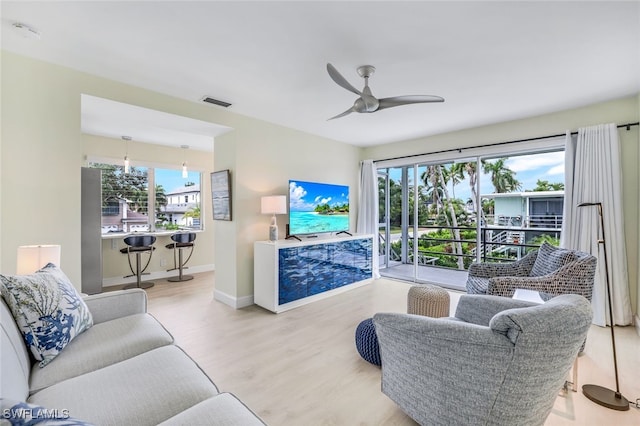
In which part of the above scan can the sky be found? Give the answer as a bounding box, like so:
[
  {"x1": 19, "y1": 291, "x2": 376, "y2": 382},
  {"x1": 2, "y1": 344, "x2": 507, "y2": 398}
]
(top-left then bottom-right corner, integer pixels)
[
  {"x1": 388, "y1": 150, "x2": 565, "y2": 202},
  {"x1": 289, "y1": 180, "x2": 350, "y2": 212},
  {"x1": 155, "y1": 168, "x2": 201, "y2": 193},
  {"x1": 499, "y1": 151, "x2": 564, "y2": 194}
]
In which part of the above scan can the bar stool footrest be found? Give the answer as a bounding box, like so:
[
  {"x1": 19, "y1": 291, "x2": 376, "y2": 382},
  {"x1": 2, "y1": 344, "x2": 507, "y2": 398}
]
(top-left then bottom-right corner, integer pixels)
[{"x1": 167, "y1": 275, "x2": 193, "y2": 282}]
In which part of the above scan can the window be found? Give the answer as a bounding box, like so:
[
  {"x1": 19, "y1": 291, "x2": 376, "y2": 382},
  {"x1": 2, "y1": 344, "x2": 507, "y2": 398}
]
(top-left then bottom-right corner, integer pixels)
[
  {"x1": 157, "y1": 168, "x2": 202, "y2": 231},
  {"x1": 90, "y1": 163, "x2": 202, "y2": 234},
  {"x1": 376, "y1": 146, "x2": 565, "y2": 290}
]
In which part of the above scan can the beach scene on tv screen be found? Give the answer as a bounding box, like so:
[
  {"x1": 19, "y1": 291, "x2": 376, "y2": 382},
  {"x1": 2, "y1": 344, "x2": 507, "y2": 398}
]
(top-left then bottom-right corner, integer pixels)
[{"x1": 289, "y1": 180, "x2": 349, "y2": 235}]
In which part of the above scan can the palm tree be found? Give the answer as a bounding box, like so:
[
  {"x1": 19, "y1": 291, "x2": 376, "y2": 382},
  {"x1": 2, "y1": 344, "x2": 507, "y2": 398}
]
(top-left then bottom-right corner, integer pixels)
[
  {"x1": 130, "y1": 188, "x2": 148, "y2": 214},
  {"x1": 183, "y1": 205, "x2": 201, "y2": 226},
  {"x1": 421, "y1": 165, "x2": 465, "y2": 270},
  {"x1": 482, "y1": 158, "x2": 521, "y2": 193},
  {"x1": 462, "y1": 161, "x2": 478, "y2": 214},
  {"x1": 155, "y1": 185, "x2": 168, "y2": 209},
  {"x1": 446, "y1": 163, "x2": 465, "y2": 200},
  {"x1": 436, "y1": 165, "x2": 465, "y2": 270},
  {"x1": 422, "y1": 165, "x2": 445, "y2": 217},
  {"x1": 155, "y1": 185, "x2": 169, "y2": 223},
  {"x1": 380, "y1": 178, "x2": 403, "y2": 229},
  {"x1": 482, "y1": 198, "x2": 495, "y2": 216},
  {"x1": 532, "y1": 179, "x2": 564, "y2": 191}
]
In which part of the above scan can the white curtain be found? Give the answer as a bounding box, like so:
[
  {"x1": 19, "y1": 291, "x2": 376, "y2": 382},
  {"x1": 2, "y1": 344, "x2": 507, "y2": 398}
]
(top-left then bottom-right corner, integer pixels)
[
  {"x1": 561, "y1": 123, "x2": 632, "y2": 326},
  {"x1": 357, "y1": 160, "x2": 380, "y2": 278}
]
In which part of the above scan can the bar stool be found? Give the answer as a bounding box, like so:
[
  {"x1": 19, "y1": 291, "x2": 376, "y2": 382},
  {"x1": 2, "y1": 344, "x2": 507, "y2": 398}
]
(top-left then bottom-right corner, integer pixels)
[
  {"x1": 165, "y1": 232, "x2": 196, "y2": 282},
  {"x1": 120, "y1": 235, "x2": 156, "y2": 289}
]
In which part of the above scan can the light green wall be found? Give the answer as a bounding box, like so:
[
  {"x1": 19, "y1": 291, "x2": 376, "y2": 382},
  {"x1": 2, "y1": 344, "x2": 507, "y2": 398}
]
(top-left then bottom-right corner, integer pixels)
[
  {"x1": 1, "y1": 51, "x2": 233, "y2": 285},
  {"x1": 1, "y1": 51, "x2": 82, "y2": 282},
  {"x1": 214, "y1": 115, "x2": 361, "y2": 304},
  {"x1": 0, "y1": 51, "x2": 358, "y2": 303},
  {"x1": 363, "y1": 96, "x2": 640, "y2": 315}
]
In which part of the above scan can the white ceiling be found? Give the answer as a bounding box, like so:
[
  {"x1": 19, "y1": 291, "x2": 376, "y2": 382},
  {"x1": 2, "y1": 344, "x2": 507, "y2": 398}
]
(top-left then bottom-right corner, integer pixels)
[
  {"x1": 2, "y1": 1, "x2": 639, "y2": 148},
  {"x1": 80, "y1": 94, "x2": 231, "y2": 152}
]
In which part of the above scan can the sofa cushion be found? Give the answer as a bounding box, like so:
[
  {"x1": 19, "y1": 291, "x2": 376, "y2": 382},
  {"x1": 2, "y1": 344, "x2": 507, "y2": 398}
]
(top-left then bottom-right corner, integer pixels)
[
  {"x1": 29, "y1": 345, "x2": 219, "y2": 426},
  {"x1": 529, "y1": 242, "x2": 577, "y2": 277},
  {"x1": 0, "y1": 399, "x2": 94, "y2": 425},
  {"x1": 30, "y1": 313, "x2": 174, "y2": 394},
  {"x1": 158, "y1": 393, "x2": 266, "y2": 426},
  {"x1": 0, "y1": 263, "x2": 93, "y2": 367}
]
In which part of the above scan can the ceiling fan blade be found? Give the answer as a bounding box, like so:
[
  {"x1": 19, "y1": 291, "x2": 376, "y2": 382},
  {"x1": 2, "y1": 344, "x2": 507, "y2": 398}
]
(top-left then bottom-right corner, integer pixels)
[
  {"x1": 328, "y1": 106, "x2": 355, "y2": 120},
  {"x1": 327, "y1": 63, "x2": 362, "y2": 96},
  {"x1": 378, "y1": 95, "x2": 444, "y2": 110}
]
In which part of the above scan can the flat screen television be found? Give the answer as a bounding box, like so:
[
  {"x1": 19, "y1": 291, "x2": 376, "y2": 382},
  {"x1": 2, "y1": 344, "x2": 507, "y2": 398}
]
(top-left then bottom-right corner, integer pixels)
[{"x1": 288, "y1": 179, "x2": 349, "y2": 236}]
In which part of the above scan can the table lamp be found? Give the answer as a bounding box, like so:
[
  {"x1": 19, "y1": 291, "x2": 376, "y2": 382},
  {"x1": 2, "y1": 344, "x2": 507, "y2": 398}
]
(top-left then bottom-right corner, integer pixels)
[
  {"x1": 16, "y1": 244, "x2": 61, "y2": 274},
  {"x1": 261, "y1": 195, "x2": 287, "y2": 241}
]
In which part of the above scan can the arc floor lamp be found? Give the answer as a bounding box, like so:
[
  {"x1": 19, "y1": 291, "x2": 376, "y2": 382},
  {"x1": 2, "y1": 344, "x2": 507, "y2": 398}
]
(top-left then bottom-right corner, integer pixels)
[{"x1": 578, "y1": 202, "x2": 629, "y2": 411}]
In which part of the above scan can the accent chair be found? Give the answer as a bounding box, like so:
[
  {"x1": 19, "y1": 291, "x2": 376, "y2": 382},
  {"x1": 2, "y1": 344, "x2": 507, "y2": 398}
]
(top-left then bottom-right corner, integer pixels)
[
  {"x1": 373, "y1": 293, "x2": 592, "y2": 425},
  {"x1": 465, "y1": 242, "x2": 597, "y2": 303}
]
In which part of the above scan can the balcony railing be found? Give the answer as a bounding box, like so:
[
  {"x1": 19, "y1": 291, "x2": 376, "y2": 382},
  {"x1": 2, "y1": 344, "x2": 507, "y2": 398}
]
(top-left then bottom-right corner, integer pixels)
[
  {"x1": 488, "y1": 214, "x2": 563, "y2": 229},
  {"x1": 162, "y1": 202, "x2": 199, "y2": 213},
  {"x1": 381, "y1": 219, "x2": 562, "y2": 271}
]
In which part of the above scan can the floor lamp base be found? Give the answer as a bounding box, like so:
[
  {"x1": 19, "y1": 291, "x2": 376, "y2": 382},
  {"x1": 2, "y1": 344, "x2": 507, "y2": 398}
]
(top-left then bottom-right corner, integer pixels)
[{"x1": 582, "y1": 384, "x2": 629, "y2": 411}]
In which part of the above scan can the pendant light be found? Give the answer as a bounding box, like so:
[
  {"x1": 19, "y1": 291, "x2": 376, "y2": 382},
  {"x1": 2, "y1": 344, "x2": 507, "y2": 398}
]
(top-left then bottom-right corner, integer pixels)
[
  {"x1": 181, "y1": 145, "x2": 189, "y2": 178},
  {"x1": 122, "y1": 136, "x2": 131, "y2": 173}
]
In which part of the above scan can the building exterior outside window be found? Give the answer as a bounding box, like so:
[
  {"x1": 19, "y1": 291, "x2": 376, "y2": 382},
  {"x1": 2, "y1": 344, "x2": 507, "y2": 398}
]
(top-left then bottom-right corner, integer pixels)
[{"x1": 91, "y1": 163, "x2": 202, "y2": 233}]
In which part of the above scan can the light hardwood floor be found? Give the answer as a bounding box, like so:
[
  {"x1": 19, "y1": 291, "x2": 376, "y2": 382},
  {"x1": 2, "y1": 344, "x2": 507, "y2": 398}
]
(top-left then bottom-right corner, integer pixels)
[{"x1": 138, "y1": 272, "x2": 640, "y2": 425}]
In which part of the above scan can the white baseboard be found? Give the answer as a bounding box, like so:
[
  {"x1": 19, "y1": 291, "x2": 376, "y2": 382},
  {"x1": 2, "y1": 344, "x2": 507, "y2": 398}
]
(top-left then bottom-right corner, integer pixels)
[
  {"x1": 102, "y1": 264, "x2": 215, "y2": 288},
  {"x1": 635, "y1": 314, "x2": 640, "y2": 337},
  {"x1": 213, "y1": 289, "x2": 254, "y2": 309}
]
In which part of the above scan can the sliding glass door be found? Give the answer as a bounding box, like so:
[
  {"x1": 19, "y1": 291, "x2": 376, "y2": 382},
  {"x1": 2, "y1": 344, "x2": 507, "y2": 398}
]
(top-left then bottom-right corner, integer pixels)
[
  {"x1": 377, "y1": 148, "x2": 565, "y2": 291},
  {"x1": 378, "y1": 166, "x2": 413, "y2": 278}
]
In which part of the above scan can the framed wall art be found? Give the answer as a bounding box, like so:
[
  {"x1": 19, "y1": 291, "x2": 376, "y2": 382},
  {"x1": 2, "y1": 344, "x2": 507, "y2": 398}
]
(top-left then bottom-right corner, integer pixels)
[{"x1": 211, "y1": 169, "x2": 232, "y2": 221}]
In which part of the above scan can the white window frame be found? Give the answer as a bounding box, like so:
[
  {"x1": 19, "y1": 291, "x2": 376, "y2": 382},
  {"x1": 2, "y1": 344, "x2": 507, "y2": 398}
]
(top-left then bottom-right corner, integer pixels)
[{"x1": 87, "y1": 156, "x2": 204, "y2": 234}]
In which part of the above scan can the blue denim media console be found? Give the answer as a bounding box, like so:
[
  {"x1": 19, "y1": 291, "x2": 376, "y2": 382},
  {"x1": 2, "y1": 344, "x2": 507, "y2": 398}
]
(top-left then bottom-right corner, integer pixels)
[{"x1": 254, "y1": 235, "x2": 374, "y2": 313}]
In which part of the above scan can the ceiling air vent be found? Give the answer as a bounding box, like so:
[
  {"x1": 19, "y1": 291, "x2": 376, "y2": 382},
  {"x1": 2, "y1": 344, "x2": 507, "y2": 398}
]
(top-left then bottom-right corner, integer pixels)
[{"x1": 201, "y1": 96, "x2": 232, "y2": 108}]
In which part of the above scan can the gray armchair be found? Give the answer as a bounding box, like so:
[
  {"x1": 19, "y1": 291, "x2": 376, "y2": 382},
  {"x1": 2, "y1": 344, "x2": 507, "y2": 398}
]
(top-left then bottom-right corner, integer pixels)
[
  {"x1": 373, "y1": 294, "x2": 592, "y2": 426},
  {"x1": 466, "y1": 242, "x2": 597, "y2": 302}
]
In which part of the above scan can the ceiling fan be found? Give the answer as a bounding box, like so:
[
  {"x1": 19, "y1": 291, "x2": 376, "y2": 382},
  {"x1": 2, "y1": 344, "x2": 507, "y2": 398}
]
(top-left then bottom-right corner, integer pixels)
[{"x1": 326, "y1": 63, "x2": 444, "y2": 120}]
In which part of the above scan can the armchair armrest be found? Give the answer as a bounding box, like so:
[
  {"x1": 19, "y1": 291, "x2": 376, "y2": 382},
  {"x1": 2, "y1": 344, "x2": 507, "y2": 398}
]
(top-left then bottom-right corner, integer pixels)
[
  {"x1": 467, "y1": 251, "x2": 538, "y2": 278},
  {"x1": 83, "y1": 289, "x2": 148, "y2": 324},
  {"x1": 454, "y1": 294, "x2": 537, "y2": 326},
  {"x1": 487, "y1": 256, "x2": 596, "y2": 301}
]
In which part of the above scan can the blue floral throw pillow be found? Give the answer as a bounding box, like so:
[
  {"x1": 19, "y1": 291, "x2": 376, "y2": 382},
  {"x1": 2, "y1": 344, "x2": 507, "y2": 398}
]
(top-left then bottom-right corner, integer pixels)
[{"x1": 0, "y1": 263, "x2": 93, "y2": 367}]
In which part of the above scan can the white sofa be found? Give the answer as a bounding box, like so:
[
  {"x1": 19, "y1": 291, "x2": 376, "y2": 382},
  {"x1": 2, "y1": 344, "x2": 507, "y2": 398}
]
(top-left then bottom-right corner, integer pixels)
[{"x1": 1, "y1": 288, "x2": 265, "y2": 425}]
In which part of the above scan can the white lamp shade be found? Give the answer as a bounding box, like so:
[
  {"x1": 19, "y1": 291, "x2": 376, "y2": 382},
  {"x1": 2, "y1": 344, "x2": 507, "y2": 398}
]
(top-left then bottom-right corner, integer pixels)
[
  {"x1": 261, "y1": 195, "x2": 287, "y2": 215},
  {"x1": 16, "y1": 245, "x2": 61, "y2": 275}
]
